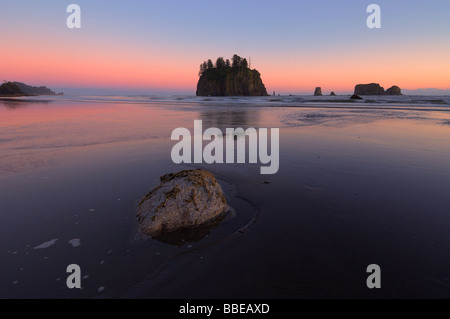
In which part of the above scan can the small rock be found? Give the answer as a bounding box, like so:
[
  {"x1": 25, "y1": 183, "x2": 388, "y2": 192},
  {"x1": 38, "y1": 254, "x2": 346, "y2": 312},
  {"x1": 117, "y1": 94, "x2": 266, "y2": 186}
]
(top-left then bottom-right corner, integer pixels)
[
  {"x1": 330, "y1": 92, "x2": 336, "y2": 96},
  {"x1": 68, "y1": 239, "x2": 81, "y2": 248},
  {"x1": 33, "y1": 239, "x2": 58, "y2": 250},
  {"x1": 350, "y1": 94, "x2": 363, "y2": 100},
  {"x1": 314, "y1": 87, "x2": 322, "y2": 96}
]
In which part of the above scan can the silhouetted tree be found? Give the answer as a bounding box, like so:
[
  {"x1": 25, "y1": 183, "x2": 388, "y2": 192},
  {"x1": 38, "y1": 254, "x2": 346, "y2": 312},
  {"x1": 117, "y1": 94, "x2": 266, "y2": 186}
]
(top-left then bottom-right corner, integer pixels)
[
  {"x1": 199, "y1": 61, "x2": 208, "y2": 76},
  {"x1": 216, "y1": 57, "x2": 226, "y2": 70},
  {"x1": 242, "y1": 58, "x2": 248, "y2": 69},
  {"x1": 225, "y1": 59, "x2": 231, "y2": 68},
  {"x1": 207, "y1": 59, "x2": 214, "y2": 69},
  {"x1": 232, "y1": 54, "x2": 242, "y2": 68}
]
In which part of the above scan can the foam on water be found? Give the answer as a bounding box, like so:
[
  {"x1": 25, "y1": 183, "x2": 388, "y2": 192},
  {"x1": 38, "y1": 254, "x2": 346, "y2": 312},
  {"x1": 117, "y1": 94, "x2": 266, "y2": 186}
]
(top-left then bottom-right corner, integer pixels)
[{"x1": 33, "y1": 239, "x2": 58, "y2": 250}]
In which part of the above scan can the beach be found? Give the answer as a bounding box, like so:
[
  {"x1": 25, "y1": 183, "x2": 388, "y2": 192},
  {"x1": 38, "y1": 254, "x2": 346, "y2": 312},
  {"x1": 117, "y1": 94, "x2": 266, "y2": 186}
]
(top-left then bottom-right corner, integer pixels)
[{"x1": 1, "y1": 95, "x2": 450, "y2": 298}]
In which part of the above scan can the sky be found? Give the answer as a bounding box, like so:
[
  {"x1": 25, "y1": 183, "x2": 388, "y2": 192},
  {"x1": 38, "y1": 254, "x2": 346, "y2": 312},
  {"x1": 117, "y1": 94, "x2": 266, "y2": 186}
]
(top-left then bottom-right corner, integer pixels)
[{"x1": 0, "y1": 0, "x2": 449, "y2": 95}]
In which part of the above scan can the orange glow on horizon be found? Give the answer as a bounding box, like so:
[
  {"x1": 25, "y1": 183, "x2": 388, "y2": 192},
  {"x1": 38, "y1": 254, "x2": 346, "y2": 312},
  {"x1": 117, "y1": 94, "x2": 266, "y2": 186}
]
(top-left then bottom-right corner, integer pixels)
[{"x1": 1, "y1": 30, "x2": 449, "y2": 93}]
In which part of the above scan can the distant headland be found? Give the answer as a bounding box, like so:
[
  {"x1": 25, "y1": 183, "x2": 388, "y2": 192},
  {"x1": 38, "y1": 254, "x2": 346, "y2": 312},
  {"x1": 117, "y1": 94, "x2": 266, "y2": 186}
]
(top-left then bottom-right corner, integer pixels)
[
  {"x1": 0, "y1": 81, "x2": 63, "y2": 97},
  {"x1": 196, "y1": 54, "x2": 268, "y2": 96}
]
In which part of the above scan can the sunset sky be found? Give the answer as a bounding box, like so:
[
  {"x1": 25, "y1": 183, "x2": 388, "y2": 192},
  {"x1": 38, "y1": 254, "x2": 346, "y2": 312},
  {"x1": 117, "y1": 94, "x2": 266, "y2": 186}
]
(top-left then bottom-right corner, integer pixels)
[{"x1": 1, "y1": 0, "x2": 449, "y2": 95}]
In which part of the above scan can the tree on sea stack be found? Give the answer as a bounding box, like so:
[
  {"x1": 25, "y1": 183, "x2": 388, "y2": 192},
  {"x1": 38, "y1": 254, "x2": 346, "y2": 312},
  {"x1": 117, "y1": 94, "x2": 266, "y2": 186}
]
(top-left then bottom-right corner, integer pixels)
[
  {"x1": 216, "y1": 57, "x2": 226, "y2": 70},
  {"x1": 232, "y1": 54, "x2": 242, "y2": 68}
]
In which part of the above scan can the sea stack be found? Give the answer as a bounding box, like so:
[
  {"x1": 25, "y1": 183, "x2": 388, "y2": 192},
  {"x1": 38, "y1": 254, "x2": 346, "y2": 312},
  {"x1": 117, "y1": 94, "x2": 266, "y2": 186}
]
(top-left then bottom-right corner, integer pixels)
[
  {"x1": 196, "y1": 54, "x2": 268, "y2": 96},
  {"x1": 330, "y1": 91, "x2": 336, "y2": 96},
  {"x1": 314, "y1": 87, "x2": 323, "y2": 96},
  {"x1": 386, "y1": 86, "x2": 402, "y2": 95},
  {"x1": 354, "y1": 83, "x2": 385, "y2": 95}
]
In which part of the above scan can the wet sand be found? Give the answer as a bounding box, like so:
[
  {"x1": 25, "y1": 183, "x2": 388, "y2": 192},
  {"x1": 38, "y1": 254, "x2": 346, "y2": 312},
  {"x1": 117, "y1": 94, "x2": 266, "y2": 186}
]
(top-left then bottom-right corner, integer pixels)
[{"x1": 1, "y1": 96, "x2": 450, "y2": 298}]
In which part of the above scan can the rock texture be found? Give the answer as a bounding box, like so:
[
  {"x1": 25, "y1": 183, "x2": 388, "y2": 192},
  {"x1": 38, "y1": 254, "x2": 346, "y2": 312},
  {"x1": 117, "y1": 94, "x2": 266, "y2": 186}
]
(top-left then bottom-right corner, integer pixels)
[
  {"x1": 197, "y1": 67, "x2": 268, "y2": 96},
  {"x1": 354, "y1": 83, "x2": 385, "y2": 95},
  {"x1": 137, "y1": 170, "x2": 228, "y2": 238},
  {"x1": 314, "y1": 87, "x2": 322, "y2": 96},
  {"x1": 386, "y1": 85, "x2": 402, "y2": 95}
]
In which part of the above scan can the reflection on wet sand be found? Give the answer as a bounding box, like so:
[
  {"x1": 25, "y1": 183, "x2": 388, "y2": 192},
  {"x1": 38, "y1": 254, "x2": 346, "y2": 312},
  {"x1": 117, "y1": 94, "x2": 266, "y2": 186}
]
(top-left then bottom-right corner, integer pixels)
[
  {"x1": 0, "y1": 98, "x2": 51, "y2": 110},
  {"x1": 149, "y1": 213, "x2": 227, "y2": 246},
  {"x1": 200, "y1": 109, "x2": 260, "y2": 128}
]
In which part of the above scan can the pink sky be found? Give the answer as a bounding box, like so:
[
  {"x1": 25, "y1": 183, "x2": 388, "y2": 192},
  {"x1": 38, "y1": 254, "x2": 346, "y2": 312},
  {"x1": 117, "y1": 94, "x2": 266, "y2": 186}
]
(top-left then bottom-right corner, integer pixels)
[{"x1": 1, "y1": 1, "x2": 449, "y2": 94}]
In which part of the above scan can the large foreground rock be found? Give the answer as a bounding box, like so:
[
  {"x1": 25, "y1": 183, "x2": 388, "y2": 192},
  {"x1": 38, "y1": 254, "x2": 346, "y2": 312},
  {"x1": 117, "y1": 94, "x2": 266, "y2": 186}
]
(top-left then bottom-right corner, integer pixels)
[
  {"x1": 354, "y1": 83, "x2": 385, "y2": 95},
  {"x1": 137, "y1": 170, "x2": 228, "y2": 238}
]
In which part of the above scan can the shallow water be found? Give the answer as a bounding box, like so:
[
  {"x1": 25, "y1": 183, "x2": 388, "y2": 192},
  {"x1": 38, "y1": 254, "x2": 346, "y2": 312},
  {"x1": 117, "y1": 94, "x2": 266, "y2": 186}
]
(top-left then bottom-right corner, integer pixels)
[{"x1": 1, "y1": 95, "x2": 450, "y2": 298}]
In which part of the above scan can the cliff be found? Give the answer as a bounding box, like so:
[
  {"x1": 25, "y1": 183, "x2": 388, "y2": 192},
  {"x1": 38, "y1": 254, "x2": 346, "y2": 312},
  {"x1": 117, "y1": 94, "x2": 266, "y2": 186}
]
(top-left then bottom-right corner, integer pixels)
[{"x1": 196, "y1": 54, "x2": 268, "y2": 96}]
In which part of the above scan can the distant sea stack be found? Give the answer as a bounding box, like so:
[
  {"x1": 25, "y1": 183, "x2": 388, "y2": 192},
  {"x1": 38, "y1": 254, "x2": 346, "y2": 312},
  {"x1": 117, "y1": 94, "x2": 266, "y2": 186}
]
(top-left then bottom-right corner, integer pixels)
[
  {"x1": 314, "y1": 87, "x2": 322, "y2": 96},
  {"x1": 354, "y1": 83, "x2": 385, "y2": 95},
  {"x1": 196, "y1": 54, "x2": 268, "y2": 96},
  {"x1": 330, "y1": 91, "x2": 336, "y2": 96},
  {"x1": 354, "y1": 83, "x2": 402, "y2": 96},
  {"x1": 385, "y1": 86, "x2": 402, "y2": 95}
]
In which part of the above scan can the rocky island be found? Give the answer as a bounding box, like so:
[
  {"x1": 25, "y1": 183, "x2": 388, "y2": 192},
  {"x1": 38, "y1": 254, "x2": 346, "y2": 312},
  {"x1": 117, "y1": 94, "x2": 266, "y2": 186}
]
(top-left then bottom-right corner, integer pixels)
[
  {"x1": 354, "y1": 83, "x2": 402, "y2": 96},
  {"x1": 196, "y1": 54, "x2": 268, "y2": 96}
]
